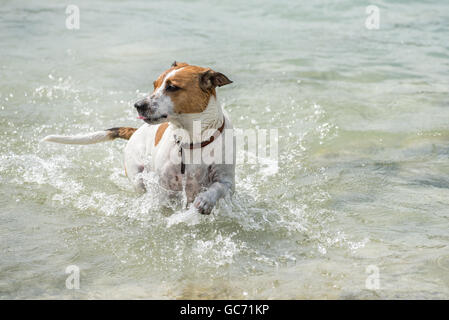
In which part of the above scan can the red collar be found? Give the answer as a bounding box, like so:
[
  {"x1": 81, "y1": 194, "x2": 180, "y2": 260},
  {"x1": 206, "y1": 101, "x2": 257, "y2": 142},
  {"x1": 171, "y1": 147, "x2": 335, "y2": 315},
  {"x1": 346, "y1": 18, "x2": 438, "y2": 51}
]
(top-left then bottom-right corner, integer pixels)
[
  {"x1": 177, "y1": 118, "x2": 225, "y2": 174},
  {"x1": 180, "y1": 118, "x2": 225, "y2": 149}
]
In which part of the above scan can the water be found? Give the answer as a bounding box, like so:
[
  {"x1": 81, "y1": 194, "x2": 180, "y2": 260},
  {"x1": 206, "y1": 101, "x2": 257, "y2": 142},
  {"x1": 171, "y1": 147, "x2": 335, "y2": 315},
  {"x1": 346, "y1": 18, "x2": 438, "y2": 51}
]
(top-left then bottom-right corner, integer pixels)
[{"x1": 1, "y1": 0, "x2": 449, "y2": 299}]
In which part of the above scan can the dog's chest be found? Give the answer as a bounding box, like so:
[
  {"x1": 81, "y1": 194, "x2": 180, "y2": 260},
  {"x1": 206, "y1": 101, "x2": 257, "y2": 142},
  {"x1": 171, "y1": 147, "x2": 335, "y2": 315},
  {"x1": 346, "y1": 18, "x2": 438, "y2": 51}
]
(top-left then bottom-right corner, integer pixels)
[{"x1": 156, "y1": 157, "x2": 210, "y2": 202}]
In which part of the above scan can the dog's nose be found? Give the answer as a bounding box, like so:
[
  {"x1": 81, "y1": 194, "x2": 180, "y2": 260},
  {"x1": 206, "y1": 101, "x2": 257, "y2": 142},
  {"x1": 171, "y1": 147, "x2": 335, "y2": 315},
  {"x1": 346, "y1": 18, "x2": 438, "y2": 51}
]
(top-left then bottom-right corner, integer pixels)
[{"x1": 134, "y1": 98, "x2": 149, "y2": 110}]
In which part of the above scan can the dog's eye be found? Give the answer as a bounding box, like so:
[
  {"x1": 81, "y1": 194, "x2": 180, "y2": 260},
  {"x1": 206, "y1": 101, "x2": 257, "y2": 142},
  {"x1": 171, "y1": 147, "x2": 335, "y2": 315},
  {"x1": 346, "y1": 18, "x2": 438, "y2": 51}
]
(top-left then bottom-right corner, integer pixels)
[{"x1": 166, "y1": 84, "x2": 180, "y2": 92}]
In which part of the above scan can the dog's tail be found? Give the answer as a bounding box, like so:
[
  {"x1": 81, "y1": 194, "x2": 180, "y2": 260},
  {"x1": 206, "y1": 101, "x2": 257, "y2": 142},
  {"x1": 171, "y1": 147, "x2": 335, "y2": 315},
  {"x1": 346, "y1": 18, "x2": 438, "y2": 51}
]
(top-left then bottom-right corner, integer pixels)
[{"x1": 42, "y1": 127, "x2": 137, "y2": 145}]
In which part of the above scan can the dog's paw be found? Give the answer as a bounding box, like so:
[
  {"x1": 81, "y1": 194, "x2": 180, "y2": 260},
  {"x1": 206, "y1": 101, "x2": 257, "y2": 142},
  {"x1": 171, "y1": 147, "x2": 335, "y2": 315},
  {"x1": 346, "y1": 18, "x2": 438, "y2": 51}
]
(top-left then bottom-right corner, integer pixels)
[{"x1": 193, "y1": 193, "x2": 215, "y2": 215}]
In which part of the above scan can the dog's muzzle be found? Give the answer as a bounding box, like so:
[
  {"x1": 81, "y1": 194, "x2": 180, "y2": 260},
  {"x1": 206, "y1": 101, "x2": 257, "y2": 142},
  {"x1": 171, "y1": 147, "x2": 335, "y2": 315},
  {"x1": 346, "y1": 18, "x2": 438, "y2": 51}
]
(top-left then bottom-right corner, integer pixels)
[
  {"x1": 134, "y1": 98, "x2": 167, "y2": 123},
  {"x1": 134, "y1": 98, "x2": 151, "y2": 113}
]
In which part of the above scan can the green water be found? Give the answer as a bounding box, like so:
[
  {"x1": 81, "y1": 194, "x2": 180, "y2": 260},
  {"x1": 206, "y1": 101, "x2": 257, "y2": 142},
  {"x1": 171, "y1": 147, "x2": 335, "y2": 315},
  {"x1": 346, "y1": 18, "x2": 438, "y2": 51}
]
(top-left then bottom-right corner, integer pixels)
[{"x1": 1, "y1": 0, "x2": 449, "y2": 299}]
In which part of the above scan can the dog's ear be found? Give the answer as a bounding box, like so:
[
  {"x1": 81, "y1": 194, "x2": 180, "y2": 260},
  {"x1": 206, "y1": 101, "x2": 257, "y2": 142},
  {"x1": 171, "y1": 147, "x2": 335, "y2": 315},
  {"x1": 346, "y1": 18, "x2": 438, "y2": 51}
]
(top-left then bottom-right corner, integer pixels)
[
  {"x1": 199, "y1": 69, "x2": 233, "y2": 91},
  {"x1": 171, "y1": 61, "x2": 189, "y2": 68}
]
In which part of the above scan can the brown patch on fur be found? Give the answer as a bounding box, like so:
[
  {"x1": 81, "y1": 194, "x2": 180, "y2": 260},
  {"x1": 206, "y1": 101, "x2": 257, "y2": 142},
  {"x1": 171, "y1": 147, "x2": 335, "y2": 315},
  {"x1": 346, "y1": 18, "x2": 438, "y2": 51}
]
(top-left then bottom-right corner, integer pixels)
[
  {"x1": 153, "y1": 62, "x2": 189, "y2": 90},
  {"x1": 154, "y1": 122, "x2": 169, "y2": 146},
  {"x1": 152, "y1": 63, "x2": 232, "y2": 114},
  {"x1": 107, "y1": 127, "x2": 137, "y2": 140},
  {"x1": 168, "y1": 66, "x2": 214, "y2": 114}
]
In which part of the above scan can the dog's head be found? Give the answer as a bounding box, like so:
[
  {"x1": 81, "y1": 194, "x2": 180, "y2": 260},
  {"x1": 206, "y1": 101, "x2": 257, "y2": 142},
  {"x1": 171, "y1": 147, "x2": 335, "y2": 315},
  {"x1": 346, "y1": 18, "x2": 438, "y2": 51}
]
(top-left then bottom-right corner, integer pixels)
[{"x1": 134, "y1": 62, "x2": 232, "y2": 124}]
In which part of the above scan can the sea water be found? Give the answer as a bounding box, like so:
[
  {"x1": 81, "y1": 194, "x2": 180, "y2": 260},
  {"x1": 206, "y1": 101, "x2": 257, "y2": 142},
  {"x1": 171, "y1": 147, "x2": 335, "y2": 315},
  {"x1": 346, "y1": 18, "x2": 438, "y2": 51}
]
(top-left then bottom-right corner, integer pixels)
[{"x1": 1, "y1": 0, "x2": 449, "y2": 299}]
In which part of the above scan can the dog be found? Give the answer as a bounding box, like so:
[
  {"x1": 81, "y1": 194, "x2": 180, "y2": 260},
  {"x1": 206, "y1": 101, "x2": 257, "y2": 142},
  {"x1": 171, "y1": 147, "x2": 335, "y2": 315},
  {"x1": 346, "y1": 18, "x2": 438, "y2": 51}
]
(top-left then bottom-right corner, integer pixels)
[{"x1": 43, "y1": 62, "x2": 235, "y2": 215}]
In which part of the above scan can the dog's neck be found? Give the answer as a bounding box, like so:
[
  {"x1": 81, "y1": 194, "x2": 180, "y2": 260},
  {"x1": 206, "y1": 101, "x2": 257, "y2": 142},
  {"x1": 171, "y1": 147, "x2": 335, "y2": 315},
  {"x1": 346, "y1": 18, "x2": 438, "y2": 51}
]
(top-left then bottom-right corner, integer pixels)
[{"x1": 169, "y1": 96, "x2": 224, "y2": 144}]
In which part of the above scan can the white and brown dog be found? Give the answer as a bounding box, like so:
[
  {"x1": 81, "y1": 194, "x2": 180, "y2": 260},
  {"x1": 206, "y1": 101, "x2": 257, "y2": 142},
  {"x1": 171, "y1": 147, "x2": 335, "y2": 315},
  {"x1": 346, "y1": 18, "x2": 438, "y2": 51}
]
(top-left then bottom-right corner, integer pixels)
[{"x1": 44, "y1": 62, "x2": 235, "y2": 215}]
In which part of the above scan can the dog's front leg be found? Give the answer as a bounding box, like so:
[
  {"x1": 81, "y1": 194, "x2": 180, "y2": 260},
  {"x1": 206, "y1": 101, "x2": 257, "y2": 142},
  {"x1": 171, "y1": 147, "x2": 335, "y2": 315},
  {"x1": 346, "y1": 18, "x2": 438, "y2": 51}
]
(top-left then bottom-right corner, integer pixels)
[
  {"x1": 193, "y1": 164, "x2": 235, "y2": 215},
  {"x1": 193, "y1": 179, "x2": 232, "y2": 215}
]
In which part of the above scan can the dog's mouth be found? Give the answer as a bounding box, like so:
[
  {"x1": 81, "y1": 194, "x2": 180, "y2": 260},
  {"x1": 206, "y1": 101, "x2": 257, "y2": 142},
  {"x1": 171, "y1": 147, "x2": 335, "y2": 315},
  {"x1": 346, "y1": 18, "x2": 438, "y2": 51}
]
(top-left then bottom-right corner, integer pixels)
[{"x1": 137, "y1": 114, "x2": 168, "y2": 124}]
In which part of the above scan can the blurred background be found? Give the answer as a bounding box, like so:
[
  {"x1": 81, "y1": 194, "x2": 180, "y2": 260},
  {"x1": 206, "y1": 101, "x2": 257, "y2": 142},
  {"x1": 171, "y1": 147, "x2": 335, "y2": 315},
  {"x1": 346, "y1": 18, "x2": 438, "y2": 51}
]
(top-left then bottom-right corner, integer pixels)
[{"x1": 1, "y1": 0, "x2": 449, "y2": 299}]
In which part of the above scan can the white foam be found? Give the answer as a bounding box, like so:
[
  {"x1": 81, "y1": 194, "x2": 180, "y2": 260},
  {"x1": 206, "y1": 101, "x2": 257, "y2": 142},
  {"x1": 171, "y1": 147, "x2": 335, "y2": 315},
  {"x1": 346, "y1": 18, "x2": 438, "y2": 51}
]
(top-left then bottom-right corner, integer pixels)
[{"x1": 166, "y1": 206, "x2": 203, "y2": 227}]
